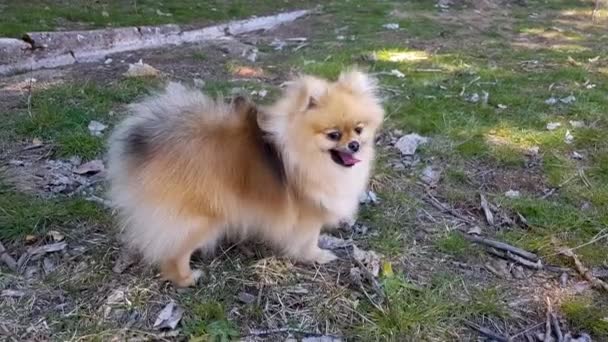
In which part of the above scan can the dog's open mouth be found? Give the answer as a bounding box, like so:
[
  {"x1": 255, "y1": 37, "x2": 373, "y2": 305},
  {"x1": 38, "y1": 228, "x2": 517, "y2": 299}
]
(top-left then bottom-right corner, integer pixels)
[{"x1": 330, "y1": 149, "x2": 360, "y2": 167}]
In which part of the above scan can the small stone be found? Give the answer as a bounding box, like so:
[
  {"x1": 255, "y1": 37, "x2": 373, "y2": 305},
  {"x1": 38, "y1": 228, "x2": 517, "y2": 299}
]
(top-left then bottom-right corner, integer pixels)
[
  {"x1": 359, "y1": 190, "x2": 378, "y2": 205},
  {"x1": 569, "y1": 120, "x2": 585, "y2": 128},
  {"x1": 124, "y1": 60, "x2": 160, "y2": 77},
  {"x1": 390, "y1": 69, "x2": 405, "y2": 78},
  {"x1": 545, "y1": 97, "x2": 558, "y2": 105},
  {"x1": 465, "y1": 93, "x2": 480, "y2": 103},
  {"x1": 101, "y1": 10, "x2": 109, "y2": 17},
  {"x1": 42, "y1": 258, "x2": 56, "y2": 274},
  {"x1": 505, "y1": 190, "x2": 521, "y2": 198},
  {"x1": 104, "y1": 58, "x2": 113, "y2": 64},
  {"x1": 88, "y1": 120, "x2": 107, "y2": 136},
  {"x1": 382, "y1": 23, "x2": 399, "y2": 30},
  {"x1": 511, "y1": 265, "x2": 525, "y2": 279},
  {"x1": 546, "y1": 122, "x2": 562, "y2": 131},
  {"x1": 560, "y1": 95, "x2": 576, "y2": 104},
  {"x1": 106, "y1": 288, "x2": 127, "y2": 305},
  {"x1": 73, "y1": 160, "x2": 105, "y2": 175},
  {"x1": 395, "y1": 133, "x2": 429, "y2": 155},
  {"x1": 193, "y1": 78, "x2": 205, "y2": 88},
  {"x1": 420, "y1": 166, "x2": 441, "y2": 186},
  {"x1": 68, "y1": 156, "x2": 82, "y2": 166},
  {"x1": 572, "y1": 151, "x2": 584, "y2": 160},
  {"x1": 560, "y1": 272, "x2": 568, "y2": 287},
  {"x1": 497, "y1": 104, "x2": 507, "y2": 109},
  {"x1": 467, "y1": 226, "x2": 482, "y2": 235},
  {"x1": 238, "y1": 292, "x2": 256, "y2": 304}
]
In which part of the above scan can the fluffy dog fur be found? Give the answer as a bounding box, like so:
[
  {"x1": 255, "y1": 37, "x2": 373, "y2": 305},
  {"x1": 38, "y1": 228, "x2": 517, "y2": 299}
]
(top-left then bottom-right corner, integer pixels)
[{"x1": 108, "y1": 69, "x2": 384, "y2": 287}]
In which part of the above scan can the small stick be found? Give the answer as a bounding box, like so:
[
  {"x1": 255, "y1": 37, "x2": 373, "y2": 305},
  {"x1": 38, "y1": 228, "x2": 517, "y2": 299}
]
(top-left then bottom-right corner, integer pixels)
[
  {"x1": 544, "y1": 297, "x2": 552, "y2": 342},
  {"x1": 0, "y1": 241, "x2": 18, "y2": 272},
  {"x1": 551, "y1": 312, "x2": 563, "y2": 342},
  {"x1": 480, "y1": 194, "x2": 495, "y2": 225},
  {"x1": 425, "y1": 192, "x2": 475, "y2": 224},
  {"x1": 465, "y1": 322, "x2": 509, "y2": 342},
  {"x1": 559, "y1": 248, "x2": 608, "y2": 292},
  {"x1": 462, "y1": 234, "x2": 539, "y2": 261},
  {"x1": 487, "y1": 248, "x2": 543, "y2": 270}
]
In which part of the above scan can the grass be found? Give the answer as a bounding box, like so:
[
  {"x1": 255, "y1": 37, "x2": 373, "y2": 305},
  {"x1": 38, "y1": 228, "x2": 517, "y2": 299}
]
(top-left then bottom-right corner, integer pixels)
[
  {"x1": 0, "y1": 183, "x2": 106, "y2": 240},
  {"x1": 5, "y1": 78, "x2": 157, "y2": 159},
  {"x1": 1, "y1": 0, "x2": 608, "y2": 340},
  {"x1": 0, "y1": 0, "x2": 318, "y2": 37}
]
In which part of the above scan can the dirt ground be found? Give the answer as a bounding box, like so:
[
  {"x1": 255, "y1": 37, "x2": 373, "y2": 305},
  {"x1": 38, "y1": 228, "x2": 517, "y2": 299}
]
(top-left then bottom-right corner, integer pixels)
[{"x1": 1, "y1": 1, "x2": 608, "y2": 341}]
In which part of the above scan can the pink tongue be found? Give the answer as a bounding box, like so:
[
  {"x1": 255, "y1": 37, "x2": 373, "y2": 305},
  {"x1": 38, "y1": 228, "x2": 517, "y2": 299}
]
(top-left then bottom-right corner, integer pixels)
[{"x1": 338, "y1": 151, "x2": 360, "y2": 166}]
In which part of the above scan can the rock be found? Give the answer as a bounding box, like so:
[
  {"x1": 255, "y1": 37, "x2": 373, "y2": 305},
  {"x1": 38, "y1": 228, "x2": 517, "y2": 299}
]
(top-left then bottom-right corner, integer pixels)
[
  {"x1": 572, "y1": 151, "x2": 584, "y2": 160},
  {"x1": 395, "y1": 133, "x2": 429, "y2": 155},
  {"x1": 390, "y1": 69, "x2": 405, "y2": 78},
  {"x1": 465, "y1": 93, "x2": 480, "y2": 103},
  {"x1": 88, "y1": 120, "x2": 107, "y2": 136},
  {"x1": 497, "y1": 104, "x2": 508, "y2": 109},
  {"x1": 505, "y1": 190, "x2": 520, "y2": 198},
  {"x1": 104, "y1": 58, "x2": 113, "y2": 64},
  {"x1": 382, "y1": 23, "x2": 399, "y2": 30},
  {"x1": 73, "y1": 160, "x2": 105, "y2": 175},
  {"x1": 546, "y1": 122, "x2": 561, "y2": 131},
  {"x1": 511, "y1": 265, "x2": 525, "y2": 279},
  {"x1": 560, "y1": 95, "x2": 576, "y2": 104},
  {"x1": 569, "y1": 120, "x2": 585, "y2": 128},
  {"x1": 420, "y1": 166, "x2": 441, "y2": 186},
  {"x1": 545, "y1": 97, "x2": 558, "y2": 105},
  {"x1": 106, "y1": 288, "x2": 127, "y2": 305},
  {"x1": 193, "y1": 78, "x2": 205, "y2": 88},
  {"x1": 238, "y1": 292, "x2": 256, "y2": 304},
  {"x1": 359, "y1": 190, "x2": 378, "y2": 205},
  {"x1": 467, "y1": 226, "x2": 482, "y2": 235},
  {"x1": 124, "y1": 60, "x2": 160, "y2": 77},
  {"x1": 560, "y1": 272, "x2": 569, "y2": 287}
]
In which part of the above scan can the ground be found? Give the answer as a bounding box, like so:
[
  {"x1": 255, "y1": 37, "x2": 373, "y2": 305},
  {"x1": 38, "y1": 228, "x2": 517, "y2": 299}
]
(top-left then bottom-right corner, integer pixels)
[{"x1": 1, "y1": 0, "x2": 608, "y2": 341}]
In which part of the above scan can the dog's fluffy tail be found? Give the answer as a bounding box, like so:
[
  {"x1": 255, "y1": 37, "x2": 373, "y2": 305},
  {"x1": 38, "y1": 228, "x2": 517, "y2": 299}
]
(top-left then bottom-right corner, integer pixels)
[{"x1": 107, "y1": 82, "x2": 235, "y2": 263}]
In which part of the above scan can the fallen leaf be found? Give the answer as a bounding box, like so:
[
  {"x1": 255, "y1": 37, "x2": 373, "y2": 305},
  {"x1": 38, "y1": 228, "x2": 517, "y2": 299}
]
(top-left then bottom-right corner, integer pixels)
[
  {"x1": 155, "y1": 9, "x2": 173, "y2": 17},
  {"x1": 479, "y1": 193, "x2": 494, "y2": 225},
  {"x1": 124, "y1": 60, "x2": 160, "y2": 77},
  {"x1": 106, "y1": 288, "x2": 127, "y2": 305},
  {"x1": 353, "y1": 247, "x2": 381, "y2": 277},
  {"x1": 88, "y1": 120, "x2": 107, "y2": 137},
  {"x1": 232, "y1": 66, "x2": 264, "y2": 78},
  {"x1": 154, "y1": 301, "x2": 184, "y2": 330},
  {"x1": 565, "y1": 130, "x2": 574, "y2": 144},
  {"x1": 32, "y1": 138, "x2": 43, "y2": 146},
  {"x1": 394, "y1": 133, "x2": 429, "y2": 155},
  {"x1": 47, "y1": 230, "x2": 64, "y2": 242},
  {"x1": 25, "y1": 235, "x2": 37, "y2": 243},
  {"x1": 546, "y1": 122, "x2": 561, "y2": 131},
  {"x1": 73, "y1": 159, "x2": 105, "y2": 175},
  {"x1": 505, "y1": 190, "x2": 521, "y2": 199},
  {"x1": 382, "y1": 261, "x2": 394, "y2": 278}
]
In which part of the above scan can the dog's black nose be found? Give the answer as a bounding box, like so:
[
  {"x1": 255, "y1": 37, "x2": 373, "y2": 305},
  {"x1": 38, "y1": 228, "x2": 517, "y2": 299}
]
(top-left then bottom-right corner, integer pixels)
[{"x1": 348, "y1": 141, "x2": 360, "y2": 153}]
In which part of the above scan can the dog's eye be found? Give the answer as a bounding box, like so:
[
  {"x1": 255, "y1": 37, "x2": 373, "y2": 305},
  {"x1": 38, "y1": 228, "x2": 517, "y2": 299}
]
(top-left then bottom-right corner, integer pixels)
[
  {"x1": 354, "y1": 126, "x2": 363, "y2": 135},
  {"x1": 326, "y1": 131, "x2": 342, "y2": 141}
]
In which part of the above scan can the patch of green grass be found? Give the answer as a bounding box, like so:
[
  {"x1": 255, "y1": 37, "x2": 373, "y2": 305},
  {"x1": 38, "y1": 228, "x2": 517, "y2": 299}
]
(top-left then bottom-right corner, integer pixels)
[
  {"x1": 435, "y1": 232, "x2": 474, "y2": 259},
  {"x1": 562, "y1": 297, "x2": 608, "y2": 339},
  {"x1": 361, "y1": 274, "x2": 462, "y2": 340},
  {"x1": 183, "y1": 301, "x2": 239, "y2": 341},
  {"x1": 0, "y1": 183, "x2": 106, "y2": 241},
  {"x1": 8, "y1": 78, "x2": 157, "y2": 158},
  {"x1": 466, "y1": 288, "x2": 511, "y2": 320}
]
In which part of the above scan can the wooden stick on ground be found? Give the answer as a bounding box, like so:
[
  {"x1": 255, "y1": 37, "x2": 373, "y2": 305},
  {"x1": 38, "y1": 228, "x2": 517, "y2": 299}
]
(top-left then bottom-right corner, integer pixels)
[
  {"x1": 559, "y1": 248, "x2": 608, "y2": 293},
  {"x1": 544, "y1": 297, "x2": 553, "y2": 342},
  {"x1": 462, "y1": 234, "x2": 539, "y2": 261},
  {"x1": 465, "y1": 321, "x2": 509, "y2": 342},
  {"x1": 0, "y1": 241, "x2": 18, "y2": 272}
]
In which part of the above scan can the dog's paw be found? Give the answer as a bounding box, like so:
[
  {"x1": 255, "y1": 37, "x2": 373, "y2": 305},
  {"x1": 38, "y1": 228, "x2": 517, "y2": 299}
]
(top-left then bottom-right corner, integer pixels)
[
  {"x1": 309, "y1": 248, "x2": 338, "y2": 264},
  {"x1": 169, "y1": 269, "x2": 203, "y2": 288}
]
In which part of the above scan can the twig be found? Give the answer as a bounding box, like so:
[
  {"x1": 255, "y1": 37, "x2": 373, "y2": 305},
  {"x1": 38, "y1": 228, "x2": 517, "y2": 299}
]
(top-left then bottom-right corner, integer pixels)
[
  {"x1": 545, "y1": 229, "x2": 608, "y2": 258},
  {"x1": 544, "y1": 297, "x2": 552, "y2": 342},
  {"x1": 559, "y1": 248, "x2": 608, "y2": 292},
  {"x1": 487, "y1": 248, "x2": 543, "y2": 269},
  {"x1": 424, "y1": 192, "x2": 475, "y2": 224},
  {"x1": 480, "y1": 193, "x2": 494, "y2": 225},
  {"x1": 551, "y1": 312, "x2": 563, "y2": 342},
  {"x1": 465, "y1": 321, "x2": 509, "y2": 342},
  {"x1": 247, "y1": 327, "x2": 340, "y2": 339},
  {"x1": 27, "y1": 77, "x2": 33, "y2": 117},
  {"x1": 0, "y1": 241, "x2": 18, "y2": 272},
  {"x1": 462, "y1": 234, "x2": 539, "y2": 261},
  {"x1": 541, "y1": 173, "x2": 578, "y2": 199}
]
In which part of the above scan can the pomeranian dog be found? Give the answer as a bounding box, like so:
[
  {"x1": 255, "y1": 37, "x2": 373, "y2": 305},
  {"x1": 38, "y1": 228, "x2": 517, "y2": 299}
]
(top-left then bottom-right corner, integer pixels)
[{"x1": 108, "y1": 69, "x2": 384, "y2": 287}]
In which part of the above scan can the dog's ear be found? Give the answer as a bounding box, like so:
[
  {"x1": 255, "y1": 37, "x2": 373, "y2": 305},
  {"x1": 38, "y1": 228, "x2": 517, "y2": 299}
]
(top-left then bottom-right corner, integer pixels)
[
  {"x1": 287, "y1": 75, "x2": 328, "y2": 113},
  {"x1": 337, "y1": 68, "x2": 378, "y2": 98}
]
